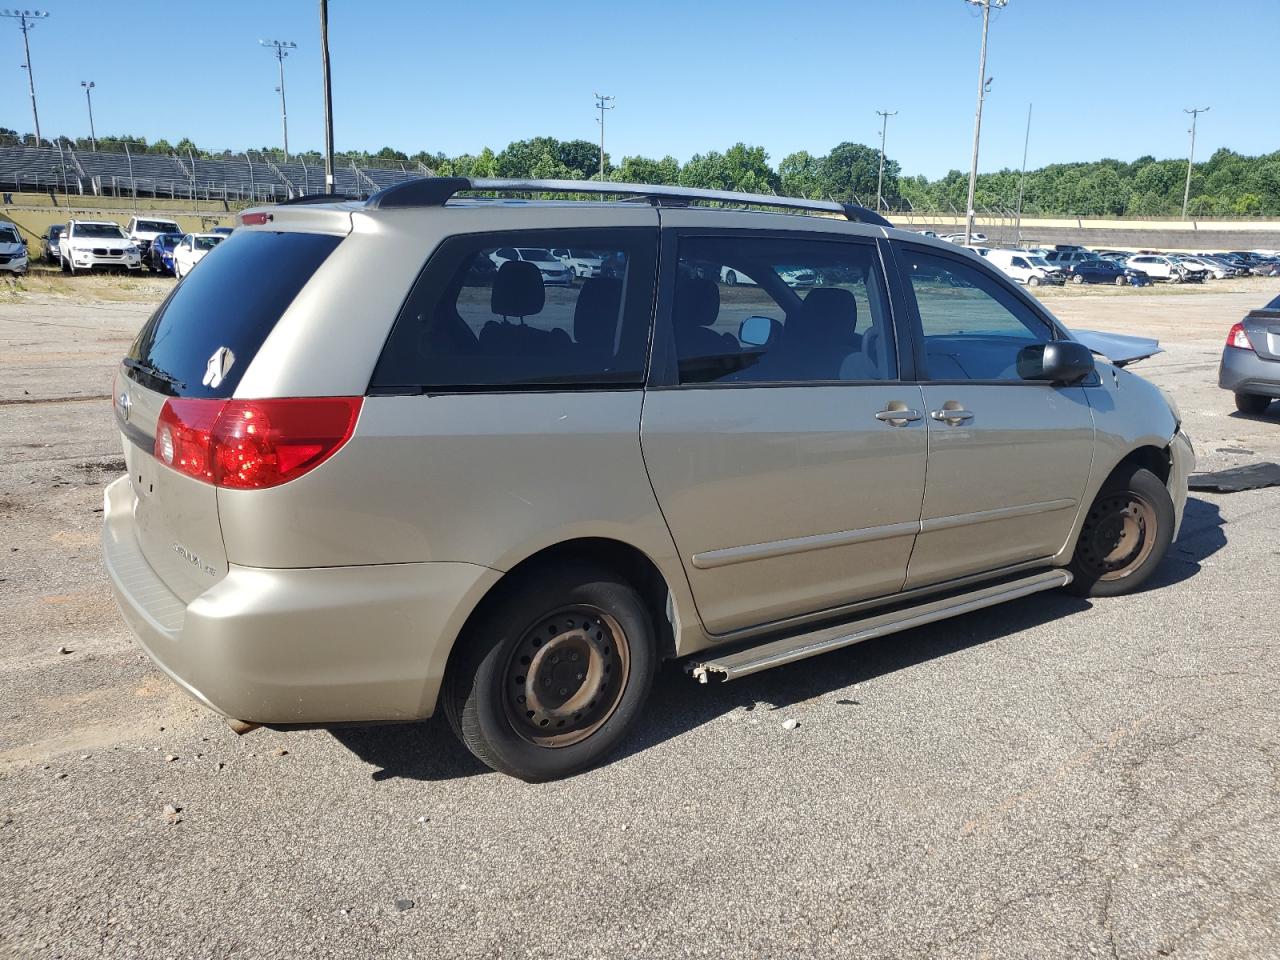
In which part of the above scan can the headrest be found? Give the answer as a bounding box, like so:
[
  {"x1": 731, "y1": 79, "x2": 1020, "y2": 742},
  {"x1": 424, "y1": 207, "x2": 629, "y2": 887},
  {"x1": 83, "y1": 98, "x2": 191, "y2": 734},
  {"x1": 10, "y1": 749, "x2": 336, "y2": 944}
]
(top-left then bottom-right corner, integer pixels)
[
  {"x1": 574, "y1": 277, "x2": 623, "y2": 351},
  {"x1": 674, "y1": 276, "x2": 720, "y2": 329},
  {"x1": 491, "y1": 260, "x2": 545, "y2": 318},
  {"x1": 790, "y1": 287, "x2": 858, "y2": 342}
]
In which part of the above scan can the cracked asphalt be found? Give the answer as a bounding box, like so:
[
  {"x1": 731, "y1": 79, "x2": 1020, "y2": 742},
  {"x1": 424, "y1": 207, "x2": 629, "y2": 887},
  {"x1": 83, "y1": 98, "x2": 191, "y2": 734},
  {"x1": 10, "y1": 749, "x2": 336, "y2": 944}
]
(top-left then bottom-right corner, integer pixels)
[{"x1": 2, "y1": 276, "x2": 1279, "y2": 959}]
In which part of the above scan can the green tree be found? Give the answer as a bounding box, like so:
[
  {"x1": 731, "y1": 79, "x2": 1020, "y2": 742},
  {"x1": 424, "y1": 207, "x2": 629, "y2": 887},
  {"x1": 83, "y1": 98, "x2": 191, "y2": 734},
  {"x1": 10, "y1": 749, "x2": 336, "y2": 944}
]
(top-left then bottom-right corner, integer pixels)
[
  {"x1": 613, "y1": 155, "x2": 680, "y2": 184},
  {"x1": 817, "y1": 142, "x2": 886, "y2": 205},
  {"x1": 680, "y1": 143, "x2": 778, "y2": 193},
  {"x1": 778, "y1": 150, "x2": 823, "y2": 198}
]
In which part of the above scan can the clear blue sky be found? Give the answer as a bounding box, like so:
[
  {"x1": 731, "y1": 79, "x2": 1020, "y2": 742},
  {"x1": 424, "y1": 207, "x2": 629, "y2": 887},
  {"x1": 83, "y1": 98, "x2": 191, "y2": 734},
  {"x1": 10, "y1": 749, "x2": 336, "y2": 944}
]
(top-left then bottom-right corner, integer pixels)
[{"x1": 11, "y1": 0, "x2": 1279, "y2": 178}]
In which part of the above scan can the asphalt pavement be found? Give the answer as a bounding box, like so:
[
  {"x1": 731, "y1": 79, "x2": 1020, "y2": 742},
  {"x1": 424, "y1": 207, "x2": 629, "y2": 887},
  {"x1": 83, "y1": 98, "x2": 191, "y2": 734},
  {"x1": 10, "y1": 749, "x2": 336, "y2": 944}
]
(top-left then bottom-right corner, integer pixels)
[{"x1": 2, "y1": 278, "x2": 1279, "y2": 959}]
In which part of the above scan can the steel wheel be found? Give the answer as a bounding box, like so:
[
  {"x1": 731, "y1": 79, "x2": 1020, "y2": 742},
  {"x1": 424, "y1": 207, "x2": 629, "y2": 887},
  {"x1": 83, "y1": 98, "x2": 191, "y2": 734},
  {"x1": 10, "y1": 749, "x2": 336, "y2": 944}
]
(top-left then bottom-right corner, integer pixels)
[
  {"x1": 1075, "y1": 491, "x2": 1158, "y2": 582},
  {"x1": 502, "y1": 606, "x2": 630, "y2": 748}
]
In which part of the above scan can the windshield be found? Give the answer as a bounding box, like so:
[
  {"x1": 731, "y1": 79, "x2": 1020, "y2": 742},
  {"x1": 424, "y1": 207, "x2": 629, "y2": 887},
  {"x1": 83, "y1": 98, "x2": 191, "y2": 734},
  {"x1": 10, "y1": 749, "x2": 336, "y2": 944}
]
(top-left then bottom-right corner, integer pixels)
[
  {"x1": 75, "y1": 223, "x2": 127, "y2": 239},
  {"x1": 517, "y1": 248, "x2": 558, "y2": 264},
  {"x1": 155, "y1": 234, "x2": 182, "y2": 250},
  {"x1": 1028, "y1": 256, "x2": 1050, "y2": 267},
  {"x1": 48, "y1": 225, "x2": 64, "y2": 238},
  {"x1": 127, "y1": 231, "x2": 342, "y2": 398},
  {"x1": 138, "y1": 220, "x2": 178, "y2": 233},
  {"x1": 0, "y1": 227, "x2": 20, "y2": 244},
  {"x1": 194, "y1": 236, "x2": 223, "y2": 251},
  {"x1": 568, "y1": 249, "x2": 600, "y2": 260}
]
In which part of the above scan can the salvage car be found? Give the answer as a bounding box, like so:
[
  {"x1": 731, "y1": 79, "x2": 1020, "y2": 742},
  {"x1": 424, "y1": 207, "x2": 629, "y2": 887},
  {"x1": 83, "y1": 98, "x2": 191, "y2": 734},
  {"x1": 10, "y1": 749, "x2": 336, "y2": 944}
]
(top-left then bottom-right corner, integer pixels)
[
  {"x1": 104, "y1": 178, "x2": 1193, "y2": 781},
  {"x1": 1220, "y1": 292, "x2": 1280, "y2": 414}
]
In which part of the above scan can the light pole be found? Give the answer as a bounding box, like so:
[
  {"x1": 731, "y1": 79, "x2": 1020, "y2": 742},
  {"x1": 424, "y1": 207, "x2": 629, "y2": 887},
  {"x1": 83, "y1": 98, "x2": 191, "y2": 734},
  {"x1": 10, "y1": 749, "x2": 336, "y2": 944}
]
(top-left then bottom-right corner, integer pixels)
[
  {"x1": 1014, "y1": 102, "x2": 1031, "y2": 244},
  {"x1": 319, "y1": 0, "x2": 335, "y2": 194},
  {"x1": 258, "y1": 38, "x2": 296, "y2": 161},
  {"x1": 81, "y1": 80, "x2": 96, "y2": 150},
  {"x1": 963, "y1": 0, "x2": 1007, "y2": 246},
  {"x1": 2, "y1": 9, "x2": 49, "y2": 146},
  {"x1": 594, "y1": 92, "x2": 614, "y2": 179},
  {"x1": 875, "y1": 109, "x2": 897, "y2": 212},
  {"x1": 1182, "y1": 106, "x2": 1209, "y2": 219}
]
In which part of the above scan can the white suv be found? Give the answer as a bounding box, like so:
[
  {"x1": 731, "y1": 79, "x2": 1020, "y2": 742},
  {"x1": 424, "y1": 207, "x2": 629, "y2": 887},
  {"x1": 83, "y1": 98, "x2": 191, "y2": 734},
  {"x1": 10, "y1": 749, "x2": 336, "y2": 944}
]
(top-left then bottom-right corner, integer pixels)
[
  {"x1": 60, "y1": 220, "x2": 141, "y2": 274},
  {"x1": 1126, "y1": 255, "x2": 1206, "y2": 284},
  {"x1": 125, "y1": 216, "x2": 181, "y2": 266}
]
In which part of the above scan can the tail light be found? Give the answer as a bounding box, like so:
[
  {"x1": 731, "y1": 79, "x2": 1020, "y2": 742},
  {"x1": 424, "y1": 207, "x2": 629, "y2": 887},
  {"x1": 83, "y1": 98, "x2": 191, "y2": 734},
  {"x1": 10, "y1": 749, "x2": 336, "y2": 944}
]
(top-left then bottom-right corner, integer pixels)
[
  {"x1": 1226, "y1": 322, "x2": 1255, "y2": 351},
  {"x1": 154, "y1": 397, "x2": 362, "y2": 489}
]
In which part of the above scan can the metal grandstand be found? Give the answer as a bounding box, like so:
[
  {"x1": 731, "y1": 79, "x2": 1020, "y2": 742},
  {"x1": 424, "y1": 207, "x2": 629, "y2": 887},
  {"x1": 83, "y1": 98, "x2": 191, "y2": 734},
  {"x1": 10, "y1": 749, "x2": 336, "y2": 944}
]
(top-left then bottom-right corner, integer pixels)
[{"x1": 0, "y1": 139, "x2": 432, "y2": 202}]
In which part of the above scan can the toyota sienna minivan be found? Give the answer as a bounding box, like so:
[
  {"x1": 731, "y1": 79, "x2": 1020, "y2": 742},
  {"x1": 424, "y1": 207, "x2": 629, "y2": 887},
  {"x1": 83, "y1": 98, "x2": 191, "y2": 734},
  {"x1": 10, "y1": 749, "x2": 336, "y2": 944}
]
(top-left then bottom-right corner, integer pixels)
[{"x1": 104, "y1": 177, "x2": 1193, "y2": 780}]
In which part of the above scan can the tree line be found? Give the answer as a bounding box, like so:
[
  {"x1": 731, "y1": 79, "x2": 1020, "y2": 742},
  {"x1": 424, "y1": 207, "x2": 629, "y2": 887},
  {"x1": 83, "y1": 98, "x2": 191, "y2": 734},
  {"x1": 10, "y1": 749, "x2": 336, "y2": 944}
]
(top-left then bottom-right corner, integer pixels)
[{"x1": 5, "y1": 127, "x2": 1279, "y2": 217}]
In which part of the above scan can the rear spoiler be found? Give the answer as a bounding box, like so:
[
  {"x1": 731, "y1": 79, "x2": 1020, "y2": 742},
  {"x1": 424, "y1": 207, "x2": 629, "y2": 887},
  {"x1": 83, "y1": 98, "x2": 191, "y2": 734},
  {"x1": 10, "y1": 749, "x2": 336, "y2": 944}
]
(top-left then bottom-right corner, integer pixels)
[{"x1": 1070, "y1": 329, "x2": 1162, "y2": 367}]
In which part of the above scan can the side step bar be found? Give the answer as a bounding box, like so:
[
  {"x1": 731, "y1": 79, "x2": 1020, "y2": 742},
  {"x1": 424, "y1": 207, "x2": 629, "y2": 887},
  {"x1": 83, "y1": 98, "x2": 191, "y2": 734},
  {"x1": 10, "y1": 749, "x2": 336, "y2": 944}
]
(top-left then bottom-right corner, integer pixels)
[{"x1": 689, "y1": 569, "x2": 1072, "y2": 683}]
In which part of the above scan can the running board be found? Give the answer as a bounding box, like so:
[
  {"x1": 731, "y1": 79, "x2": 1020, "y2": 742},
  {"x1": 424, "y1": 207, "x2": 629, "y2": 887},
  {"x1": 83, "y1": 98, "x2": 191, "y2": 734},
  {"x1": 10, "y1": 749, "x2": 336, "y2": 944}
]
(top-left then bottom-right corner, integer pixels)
[{"x1": 689, "y1": 569, "x2": 1072, "y2": 683}]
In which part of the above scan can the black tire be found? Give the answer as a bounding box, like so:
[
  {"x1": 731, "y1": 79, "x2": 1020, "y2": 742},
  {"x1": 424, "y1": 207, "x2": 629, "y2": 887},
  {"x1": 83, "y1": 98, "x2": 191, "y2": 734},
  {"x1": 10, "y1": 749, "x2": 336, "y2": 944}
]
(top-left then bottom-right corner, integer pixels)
[
  {"x1": 1066, "y1": 466, "x2": 1174, "y2": 597},
  {"x1": 1027, "y1": 276, "x2": 1041, "y2": 287},
  {"x1": 724, "y1": 270, "x2": 737, "y2": 286},
  {"x1": 60, "y1": 255, "x2": 69, "y2": 274},
  {"x1": 443, "y1": 563, "x2": 658, "y2": 781},
  {"x1": 1235, "y1": 392, "x2": 1272, "y2": 415},
  {"x1": 1115, "y1": 275, "x2": 1126, "y2": 286},
  {"x1": 1072, "y1": 273, "x2": 1085, "y2": 284}
]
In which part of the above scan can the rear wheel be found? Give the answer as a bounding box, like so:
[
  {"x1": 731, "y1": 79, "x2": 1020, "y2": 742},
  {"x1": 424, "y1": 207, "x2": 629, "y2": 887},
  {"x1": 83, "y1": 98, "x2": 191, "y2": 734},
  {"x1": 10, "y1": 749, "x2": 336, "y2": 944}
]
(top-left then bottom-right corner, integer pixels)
[
  {"x1": 1235, "y1": 392, "x2": 1272, "y2": 415},
  {"x1": 1067, "y1": 466, "x2": 1173, "y2": 597},
  {"x1": 443, "y1": 563, "x2": 658, "y2": 781}
]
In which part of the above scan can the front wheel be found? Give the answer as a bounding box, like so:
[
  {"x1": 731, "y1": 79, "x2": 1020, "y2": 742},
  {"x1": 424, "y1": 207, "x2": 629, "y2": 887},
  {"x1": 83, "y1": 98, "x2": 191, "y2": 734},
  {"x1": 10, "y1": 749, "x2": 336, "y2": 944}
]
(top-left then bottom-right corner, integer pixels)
[
  {"x1": 443, "y1": 563, "x2": 658, "y2": 781},
  {"x1": 1066, "y1": 466, "x2": 1174, "y2": 597},
  {"x1": 724, "y1": 270, "x2": 737, "y2": 286},
  {"x1": 1169, "y1": 272, "x2": 1183, "y2": 284},
  {"x1": 1115, "y1": 275, "x2": 1126, "y2": 286},
  {"x1": 1072, "y1": 273, "x2": 1085, "y2": 284},
  {"x1": 1027, "y1": 276, "x2": 1041, "y2": 287},
  {"x1": 1235, "y1": 392, "x2": 1272, "y2": 415}
]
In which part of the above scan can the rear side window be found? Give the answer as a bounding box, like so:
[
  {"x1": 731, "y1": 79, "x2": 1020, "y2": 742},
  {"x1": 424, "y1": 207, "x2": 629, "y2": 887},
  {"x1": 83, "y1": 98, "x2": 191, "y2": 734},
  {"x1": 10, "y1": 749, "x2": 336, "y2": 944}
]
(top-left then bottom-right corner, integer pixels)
[
  {"x1": 371, "y1": 229, "x2": 655, "y2": 391},
  {"x1": 126, "y1": 230, "x2": 341, "y2": 398}
]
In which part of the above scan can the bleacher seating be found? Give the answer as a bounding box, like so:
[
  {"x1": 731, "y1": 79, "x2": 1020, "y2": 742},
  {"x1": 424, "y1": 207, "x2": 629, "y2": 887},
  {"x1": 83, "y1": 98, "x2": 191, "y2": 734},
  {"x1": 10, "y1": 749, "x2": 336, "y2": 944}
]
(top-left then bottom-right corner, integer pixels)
[{"x1": 0, "y1": 142, "x2": 430, "y2": 202}]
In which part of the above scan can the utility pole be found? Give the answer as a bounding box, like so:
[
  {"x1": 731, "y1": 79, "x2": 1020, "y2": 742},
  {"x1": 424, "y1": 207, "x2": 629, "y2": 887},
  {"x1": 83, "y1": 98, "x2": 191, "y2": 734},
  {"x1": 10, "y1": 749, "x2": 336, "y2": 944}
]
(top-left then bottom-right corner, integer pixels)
[
  {"x1": 319, "y1": 0, "x2": 335, "y2": 194},
  {"x1": 1014, "y1": 102, "x2": 1031, "y2": 244},
  {"x1": 3, "y1": 9, "x2": 49, "y2": 146},
  {"x1": 81, "y1": 81, "x2": 96, "y2": 150},
  {"x1": 875, "y1": 109, "x2": 897, "y2": 212},
  {"x1": 258, "y1": 39, "x2": 296, "y2": 161},
  {"x1": 1182, "y1": 106, "x2": 1209, "y2": 219},
  {"x1": 594, "y1": 92, "x2": 614, "y2": 179},
  {"x1": 963, "y1": 0, "x2": 1006, "y2": 246}
]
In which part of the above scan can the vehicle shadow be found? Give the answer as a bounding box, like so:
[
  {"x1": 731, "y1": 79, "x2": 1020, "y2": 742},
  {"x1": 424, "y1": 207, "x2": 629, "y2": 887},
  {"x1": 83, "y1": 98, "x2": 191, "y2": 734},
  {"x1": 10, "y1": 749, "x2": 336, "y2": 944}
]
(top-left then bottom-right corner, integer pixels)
[{"x1": 330, "y1": 496, "x2": 1227, "y2": 782}]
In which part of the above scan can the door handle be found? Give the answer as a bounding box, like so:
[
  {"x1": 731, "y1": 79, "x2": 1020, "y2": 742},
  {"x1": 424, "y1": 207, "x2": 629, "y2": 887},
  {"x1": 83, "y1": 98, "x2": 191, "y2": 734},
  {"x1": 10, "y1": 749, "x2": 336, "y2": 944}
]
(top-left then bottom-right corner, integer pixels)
[
  {"x1": 875, "y1": 407, "x2": 922, "y2": 425},
  {"x1": 930, "y1": 408, "x2": 974, "y2": 424}
]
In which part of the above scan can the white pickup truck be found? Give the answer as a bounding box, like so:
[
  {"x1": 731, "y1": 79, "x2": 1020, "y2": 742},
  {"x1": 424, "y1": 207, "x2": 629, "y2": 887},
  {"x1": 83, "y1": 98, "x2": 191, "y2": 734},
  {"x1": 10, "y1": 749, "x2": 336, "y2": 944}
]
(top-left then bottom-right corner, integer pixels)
[{"x1": 59, "y1": 220, "x2": 141, "y2": 274}]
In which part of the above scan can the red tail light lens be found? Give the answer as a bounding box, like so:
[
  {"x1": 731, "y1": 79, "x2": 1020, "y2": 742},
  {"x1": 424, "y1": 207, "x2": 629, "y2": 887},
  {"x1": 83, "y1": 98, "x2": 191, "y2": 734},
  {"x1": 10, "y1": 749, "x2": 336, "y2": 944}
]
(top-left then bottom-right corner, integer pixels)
[
  {"x1": 1226, "y1": 322, "x2": 1254, "y2": 351},
  {"x1": 154, "y1": 397, "x2": 362, "y2": 489}
]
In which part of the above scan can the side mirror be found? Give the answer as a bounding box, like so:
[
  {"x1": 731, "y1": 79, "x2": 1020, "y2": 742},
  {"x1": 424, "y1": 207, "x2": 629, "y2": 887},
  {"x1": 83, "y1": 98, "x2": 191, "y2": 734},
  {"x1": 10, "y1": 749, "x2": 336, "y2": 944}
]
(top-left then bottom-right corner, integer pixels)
[
  {"x1": 739, "y1": 315, "x2": 780, "y2": 347},
  {"x1": 1017, "y1": 340, "x2": 1095, "y2": 385}
]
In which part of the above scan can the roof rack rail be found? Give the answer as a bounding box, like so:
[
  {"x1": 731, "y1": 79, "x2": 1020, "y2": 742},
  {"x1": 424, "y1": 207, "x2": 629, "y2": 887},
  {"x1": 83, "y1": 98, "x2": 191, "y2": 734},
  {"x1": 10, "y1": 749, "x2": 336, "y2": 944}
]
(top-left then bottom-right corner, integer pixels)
[
  {"x1": 363, "y1": 176, "x2": 892, "y2": 227},
  {"x1": 277, "y1": 192, "x2": 364, "y2": 206}
]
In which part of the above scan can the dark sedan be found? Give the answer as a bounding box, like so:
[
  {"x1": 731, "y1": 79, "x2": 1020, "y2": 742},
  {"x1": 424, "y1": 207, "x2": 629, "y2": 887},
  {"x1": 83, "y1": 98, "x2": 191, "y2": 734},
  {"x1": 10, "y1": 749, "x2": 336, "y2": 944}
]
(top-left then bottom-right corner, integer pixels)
[
  {"x1": 148, "y1": 232, "x2": 184, "y2": 275},
  {"x1": 1069, "y1": 259, "x2": 1151, "y2": 286}
]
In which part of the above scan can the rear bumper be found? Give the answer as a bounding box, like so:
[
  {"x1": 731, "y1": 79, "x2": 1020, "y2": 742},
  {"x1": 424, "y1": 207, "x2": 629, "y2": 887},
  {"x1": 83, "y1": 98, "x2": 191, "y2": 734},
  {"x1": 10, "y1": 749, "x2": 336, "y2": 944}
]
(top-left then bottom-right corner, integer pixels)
[
  {"x1": 1219, "y1": 346, "x2": 1280, "y2": 396},
  {"x1": 102, "y1": 476, "x2": 500, "y2": 724}
]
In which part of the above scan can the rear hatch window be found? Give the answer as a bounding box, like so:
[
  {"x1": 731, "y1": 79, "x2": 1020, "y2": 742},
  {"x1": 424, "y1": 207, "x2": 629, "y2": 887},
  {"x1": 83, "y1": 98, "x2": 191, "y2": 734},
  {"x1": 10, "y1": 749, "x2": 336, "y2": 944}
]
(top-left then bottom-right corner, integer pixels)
[{"x1": 126, "y1": 230, "x2": 342, "y2": 398}]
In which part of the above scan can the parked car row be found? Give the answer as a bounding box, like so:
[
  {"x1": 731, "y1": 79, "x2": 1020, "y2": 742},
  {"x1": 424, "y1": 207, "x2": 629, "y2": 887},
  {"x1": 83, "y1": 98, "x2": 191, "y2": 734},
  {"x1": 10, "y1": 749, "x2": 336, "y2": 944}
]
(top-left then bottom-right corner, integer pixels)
[
  {"x1": 920, "y1": 236, "x2": 1280, "y2": 289},
  {"x1": 36, "y1": 216, "x2": 232, "y2": 277}
]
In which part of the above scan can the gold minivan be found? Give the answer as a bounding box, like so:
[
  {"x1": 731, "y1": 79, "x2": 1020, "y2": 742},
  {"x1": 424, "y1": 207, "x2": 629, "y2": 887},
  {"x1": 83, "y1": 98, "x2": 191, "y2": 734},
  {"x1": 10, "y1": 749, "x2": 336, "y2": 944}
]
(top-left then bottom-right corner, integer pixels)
[{"x1": 103, "y1": 179, "x2": 1193, "y2": 780}]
